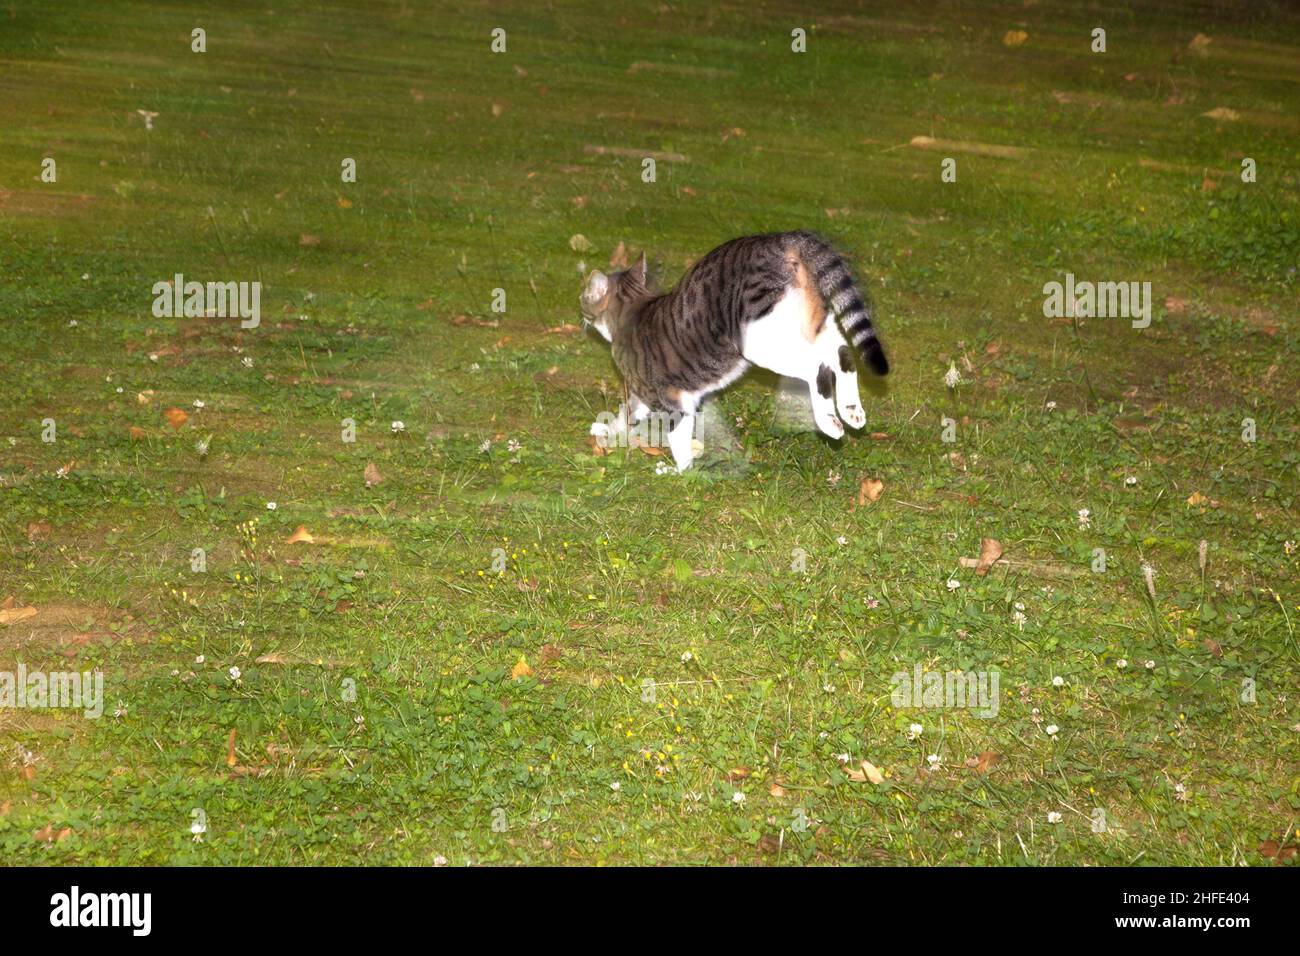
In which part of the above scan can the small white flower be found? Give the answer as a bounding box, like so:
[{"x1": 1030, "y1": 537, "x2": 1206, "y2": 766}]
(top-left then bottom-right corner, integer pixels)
[
  {"x1": 945, "y1": 579, "x2": 961, "y2": 591},
  {"x1": 241, "y1": 356, "x2": 254, "y2": 368},
  {"x1": 507, "y1": 439, "x2": 522, "y2": 453},
  {"x1": 655, "y1": 460, "x2": 674, "y2": 475},
  {"x1": 1077, "y1": 508, "x2": 1091, "y2": 529},
  {"x1": 1144, "y1": 659, "x2": 1155, "y2": 670},
  {"x1": 907, "y1": 723, "x2": 924, "y2": 740},
  {"x1": 826, "y1": 469, "x2": 842, "y2": 487},
  {"x1": 836, "y1": 535, "x2": 848, "y2": 546},
  {"x1": 1012, "y1": 610, "x2": 1027, "y2": 630},
  {"x1": 149, "y1": 353, "x2": 159, "y2": 362},
  {"x1": 228, "y1": 666, "x2": 241, "y2": 681},
  {"x1": 943, "y1": 362, "x2": 961, "y2": 388},
  {"x1": 1045, "y1": 724, "x2": 1059, "y2": 737},
  {"x1": 479, "y1": 439, "x2": 492, "y2": 453},
  {"x1": 1117, "y1": 658, "x2": 1129, "y2": 669},
  {"x1": 195, "y1": 655, "x2": 205, "y2": 665},
  {"x1": 114, "y1": 703, "x2": 128, "y2": 718},
  {"x1": 1052, "y1": 676, "x2": 1064, "y2": 687},
  {"x1": 1125, "y1": 475, "x2": 1137, "y2": 486},
  {"x1": 1047, "y1": 811, "x2": 1063, "y2": 824},
  {"x1": 926, "y1": 753, "x2": 941, "y2": 769},
  {"x1": 391, "y1": 420, "x2": 405, "y2": 433},
  {"x1": 1045, "y1": 400, "x2": 1057, "y2": 410},
  {"x1": 266, "y1": 501, "x2": 277, "y2": 510},
  {"x1": 192, "y1": 399, "x2": 205, "y2": 409},
  {"x1": 353, "y1": 714, "x2": 365, "y2": 725},
  {"x1": 823, "y1": 682, "x2": 836, "y2": 694},
  {"x1": 680, "y1": 651, "x2": 693, "y2": 663},
  {"x1": 835, "y1": 753, "x2": 851, "y2": 764},
  {"x1": 115, "y1": 387, "x2": 123, "y2": 393},
  {"x1": 469, "y1": 362, "x2": 481, "y2": 372},
  {"x1": 731, "y1": 791, "x2": 746, "y2": 806},
  {"x1": 609, "y1": 782, "x2": 620, "y2": 792},
  {"x1": 190, "y1": 818, "x2": 207, "y2": 837},
  {"x1": 69, "y1": 319, "x2": 79, "y2": 327},
  {"x1": 432, "y1": 854, "x2": 448, "y2": 866}
]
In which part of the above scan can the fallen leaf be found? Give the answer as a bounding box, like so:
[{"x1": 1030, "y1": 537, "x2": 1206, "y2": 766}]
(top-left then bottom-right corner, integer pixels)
[
  {"x1": 1164, "y1": 296, "x2": 1186, "y2": 314},
  {"x1": 164, "y1": 407, "x2": 188, "y2": 429},
  {"x1": 539, "y1": 644, "x2": 562, "y2": 662},
  {"x1": 857, "y1": 477, "x2": 885, "y2": 505},
  {"x1": 364, "y1": 462, "x2": 383, "y2": 487},
  {"x1": 299, "y1": 233, "x2": 321, "y2": 247},
  {"x1": 975, "y1": 537, "x2": 1004, "y2": 575},
  {"x1": 336, "y1": 195, "x2": 353, "y2": 209},
  {"x1": 569, "y1": 234, "x2": 594, "y2": 253},
  {"x1": 1002, "y1": 29, "x2": 1029, "y2": 47},
  {"x1": 609, "y1": 241, "x2": 629, "y2": 268},
  {"x1": 769, "y1": 781, "x2": 787, "y2": 798},
  {"x1": 970, "y1": 751, "x2": 1002, "y2": 774},
  {"x1": 726, "y1": 767, "x2": 751, "y2": 782},
  {"x1": 545, "y1": 323, "x2": 581, "y2": 334},
  {"x1": 0, "y1": 606, "x2": 38, "y2": 625},
  {"x1": 511, "y1": 657, "x2": 534, "y2": 680},
  {"x1": 1203, "y1": 637, "x2": 1223, "y2": 658},
  {"x1": 491, "y1": 99, "x2": 505, "y2": 117},
  {"x1": 1201, "y1": 106, "x2": 1240, "y2": 121},
  {"x1": 1258, "y1": 839, "x2": 1297, "y2": 863},
  {"x1": 286, "y1": 525, "x2": 314, "y2": 544},
  {"x1": 585, "y1": 435, "x2": 610, "y2": 457},
  {"x1": 226, "y1": 728, "x2": 238, "y2": 768},
  {"x1": 846, "y1": 759, "x2": 885, "y2": 784},
  {"x1": 25, "y1": 521, "x2": 51, "y2": 542},
  {"x1": 1186, "y1": 491, "x2": 1214, "y2": 507},
  {"x1": 136, "y1": 389, "x2": 155, "y2": 405},
  {"x1": 129, "y1": 426, "x2": 147, "y2": 441},
  {"x1": 1188, "y1": 33, "x2": 1212, "y2": 55}
]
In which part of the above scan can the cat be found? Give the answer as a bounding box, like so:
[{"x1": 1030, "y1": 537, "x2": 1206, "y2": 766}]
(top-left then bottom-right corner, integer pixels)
[{"x1": 580, "y1": 230, "x2": 888, "y2": 472}]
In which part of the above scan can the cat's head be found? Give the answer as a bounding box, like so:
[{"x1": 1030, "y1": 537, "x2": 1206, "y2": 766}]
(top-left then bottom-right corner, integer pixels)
[{"x1": 580, "y1": 253, "x2": 649, "y2": 342}]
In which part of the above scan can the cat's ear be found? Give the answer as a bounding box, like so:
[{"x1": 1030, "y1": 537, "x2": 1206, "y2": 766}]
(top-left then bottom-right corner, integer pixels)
[
  {"x1": 630, "y1": 252, "x2": 648, "y2": 285},
  {"x1": 583, "y1": 270, "x2": 609, "y2": 302}
]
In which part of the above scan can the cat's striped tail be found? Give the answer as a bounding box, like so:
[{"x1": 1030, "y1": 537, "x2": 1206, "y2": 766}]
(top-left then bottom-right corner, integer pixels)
[{"x1": 796, "y1": 232, "x2": 889, "y2": 376}]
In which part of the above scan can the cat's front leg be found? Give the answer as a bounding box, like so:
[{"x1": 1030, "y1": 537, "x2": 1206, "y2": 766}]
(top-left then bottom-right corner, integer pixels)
[{"x1": 667, "y1": 412, "x2": 696, "y2": 472}]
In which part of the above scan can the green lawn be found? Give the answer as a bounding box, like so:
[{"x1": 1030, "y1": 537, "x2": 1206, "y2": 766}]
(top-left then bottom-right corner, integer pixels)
[{"x1": 0, "y1": 0, "x2": 1297, "y2": 865}]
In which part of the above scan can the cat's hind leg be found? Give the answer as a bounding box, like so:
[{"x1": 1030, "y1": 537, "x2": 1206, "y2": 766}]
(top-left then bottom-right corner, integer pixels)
[
  {"x1": 743, "y1": 302, "x2": 844, "y2": 440},
  {"x1": 816, "y1": 324, "x2": 866, "y2": 430}
]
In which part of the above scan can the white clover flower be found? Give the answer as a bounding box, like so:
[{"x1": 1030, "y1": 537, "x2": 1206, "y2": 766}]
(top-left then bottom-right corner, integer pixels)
[
  {"x1": 823, "y1": 682, "x2": 836, "y2": 694},
  {"x1": 193, "y1": 399, "x2": 205, "y2": 409},
  {"x1": 479, "y1": 439, "x2": 492, "y2": 453},
  {"x1": 827, "y1": 469, "x2": 842, "y2": 487},
  {"x1": 731, "y1": 791, "x2": 746, "y2": 806},
  {"x1": 836, "y1": 753, "x2": 851, "y2": 764},
  {"x1": 926, "y1": 754, "x2": 940, "y2": 769},
  {"x1": 116, "y1": 387, "x2": 124, "y2": 393},
  {"x1": 1117, "y1": 658, "x2": 1129, "y2": 669},
  {"x1": 609, "y1": 782, "x2": 620, "y2": 792},
  {"x1": 391, "y1": 420, "x2": 405, "y2": 433},
  {"x1": 943, "y1": 362, "x2": 961, "y2": 388},
  {"x1": 1046, "y1": 724, "x2": 1059, "y2": 737},
  {"x1": 1047, "y1": 811, "x2": 1063, "y2": 824},
  {"x1": 1012, "y1": 610, "x2": 1027, "y2": 631},
  {"x1": 1125, "y1": 475, "x2": 1137, "y2": 486},
  {"x1": 195, "y1": 655, "x2": 205, "y2": 665},
  {"x1": 507, "y1": 439, "x2": 522, "y2": 453},
  {"x1": 266, "y1": 501, "x2": 277, "y2": 510},
  {"x1": 945, "y1": 579, "x2": 961, "y2": 591},
  {"x1": 1077, "y1": 508, "x2": 1091, "y2": 529},
  {"x1": 680, "y1": 651, "x2": 693, "y2": 663},
  {"x1": 432, "y1": 854, "x2": 448, "y2": 867},
  {"x1": 241, "y1": 356, "x2": 254, "y2": 368},
  {"x1": 655, "y1": 460, "x2": 674, "y2": 475},
  {"x1": 228, "y1": 666, "x2": 241, "y2": 681},
  {"x1": 1144, "y1": 659, "x2": 1155, "y2": 670},
  {"x1": 1045, "y1": 400, "x2": 1057, "y2": 410},
  {"x1": 836, "y1": 535, "x2": 848, "y2": 546},
  {"x1": 1052, "y1": 676, "x2": 1064, "y2": 687},
  {"x1": 907, "y1": 722, "x2": 924, "y2": 740}
]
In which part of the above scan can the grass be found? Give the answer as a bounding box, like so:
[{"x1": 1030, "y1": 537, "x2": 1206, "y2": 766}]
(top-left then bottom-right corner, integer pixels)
[{"x1": 0, "y1": 0, "x2": 1297, "y2": 865}]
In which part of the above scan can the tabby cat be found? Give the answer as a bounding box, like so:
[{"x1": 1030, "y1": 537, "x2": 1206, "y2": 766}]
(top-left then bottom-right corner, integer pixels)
[{"x1": 580, "y1": 231, "x2": 888, "y2": 471}]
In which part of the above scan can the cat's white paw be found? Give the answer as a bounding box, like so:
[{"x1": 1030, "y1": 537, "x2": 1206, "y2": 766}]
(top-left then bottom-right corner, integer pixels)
[
  {"x1": 814, "y1": 409, "x2": 845, "y2": 439},
  {"x1": 840, "y1": 403, "x2": 866, "y2": 429}
]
